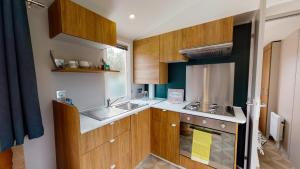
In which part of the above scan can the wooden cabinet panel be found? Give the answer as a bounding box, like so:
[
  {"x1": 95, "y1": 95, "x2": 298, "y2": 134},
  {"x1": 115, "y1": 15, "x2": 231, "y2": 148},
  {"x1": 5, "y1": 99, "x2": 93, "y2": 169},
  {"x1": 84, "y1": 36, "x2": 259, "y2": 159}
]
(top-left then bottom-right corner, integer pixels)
[
  {"x1": 150, "y1": 109, "x2": 161, "y2": 155},
  {"x1": 0, "y1": 149, "x2": 12, "y2": 169},
  {"x1": 151, "y1": 108, "x2": 180, "y2": 164},
  {"x1": 118, "y1": 131, "x2": 131, "y2": 169},
  {"x1": 80, "y1": 131, "x2": 131, "y2": 169},
  {"x1": 180, "y1": 155, "x2": 214, "y2": 169},
  {"x1": 133, "y1": 36, "x2": 168, "y2": 84},
  {"x1": 81, "y1": 117, "x2": 130, "y2": 154},
  {"x1": 80, "y1": 142, "x2": 110, "y2": 169},
  {"x1": 159, "y1": 30, "x2": 187, "y2": 63},
  {"x1": 259, "y1": 43, "x2": 272, "y2": 135},
  {"x1": 48, "y1": 0, "x2": 116, "y2": 46},
  {"x1": 131, "y1": 109, "x2": 151, "y2": 167},
  {"x1": 53, "y1": 101, "x2": 81, "y2": 169},
  {"x1": 115, "y1": 116, "x2": 131, "y2": 137},
  {"x1": 182, "y1": 17, "x2": 233, "y2": 49},
  {"x1": 81, "y1": 123, "x2": 112, "y2": 154}
]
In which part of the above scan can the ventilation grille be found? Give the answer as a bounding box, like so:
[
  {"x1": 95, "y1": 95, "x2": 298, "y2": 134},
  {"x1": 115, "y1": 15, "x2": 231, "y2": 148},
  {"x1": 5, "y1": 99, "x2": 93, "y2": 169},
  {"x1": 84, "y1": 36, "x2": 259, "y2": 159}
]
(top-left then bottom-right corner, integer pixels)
[{"x1": 179, "y1": 42, "x2": 233, "y2": 59}]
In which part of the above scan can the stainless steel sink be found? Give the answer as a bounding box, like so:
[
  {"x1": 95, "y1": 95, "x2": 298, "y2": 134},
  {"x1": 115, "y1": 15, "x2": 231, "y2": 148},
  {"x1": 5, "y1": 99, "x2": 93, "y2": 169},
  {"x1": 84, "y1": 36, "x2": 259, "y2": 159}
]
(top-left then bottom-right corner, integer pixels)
[
  {"x1": 114, "y1": 102, "x2": 145, "y2": 111},
  {"x1": 80, "y1": 102, "x2": 147, "y2": 121},
  {"x1": 81, "y1": 107, "x2": 127, "y2": 121}
]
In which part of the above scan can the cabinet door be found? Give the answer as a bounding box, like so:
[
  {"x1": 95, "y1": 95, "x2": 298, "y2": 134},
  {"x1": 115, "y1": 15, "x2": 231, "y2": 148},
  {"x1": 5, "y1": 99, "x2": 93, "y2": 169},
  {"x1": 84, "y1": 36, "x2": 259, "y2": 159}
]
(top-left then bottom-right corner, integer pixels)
[
  {"x1": 160, "y1": 110, "x2": 180, "y2": 164},
  {"x1": 150, "y1": 108, "x2": 162, "y2": 156},
  {"x1": 151, "y1": 109, "x2": 180, "y2": 164},
  {"x1": 131, "y1": 109, "x2": 151, "y2": 167},
  {"x1": 159, "y1": 30, "x2": 187, "y2": 63},
  {"x1": 118, "y1": 131, "x2": 131, "y2": 169},
  {"x1": 182, "y1": 17, "x2": 233, "y2": 49},
  {"x1": 133, "y1": 36, "x2": 168, "y2": 84},
  {"x1": 80, "y1": 142, "x2": 110, "y2": 169},
  {"x1": 48, "y1": 0, "x2": 116, "y2": 46}
]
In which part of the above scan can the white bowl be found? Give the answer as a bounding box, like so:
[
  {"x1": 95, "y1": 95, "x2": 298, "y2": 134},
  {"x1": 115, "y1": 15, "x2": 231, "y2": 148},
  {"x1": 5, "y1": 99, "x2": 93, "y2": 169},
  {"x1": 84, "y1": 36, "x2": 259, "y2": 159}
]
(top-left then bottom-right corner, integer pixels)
[{"x1": 79, "y1": 61, "x2": 90, "y2": 68}]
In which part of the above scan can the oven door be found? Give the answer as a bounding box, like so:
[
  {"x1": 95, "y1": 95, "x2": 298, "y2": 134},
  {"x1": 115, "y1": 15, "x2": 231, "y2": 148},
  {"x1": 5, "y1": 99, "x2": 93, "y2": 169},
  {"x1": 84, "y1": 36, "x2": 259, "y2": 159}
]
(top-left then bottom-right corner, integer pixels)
[{"x1": 180, "y1": 122, "x2": 236, "y2": 169}]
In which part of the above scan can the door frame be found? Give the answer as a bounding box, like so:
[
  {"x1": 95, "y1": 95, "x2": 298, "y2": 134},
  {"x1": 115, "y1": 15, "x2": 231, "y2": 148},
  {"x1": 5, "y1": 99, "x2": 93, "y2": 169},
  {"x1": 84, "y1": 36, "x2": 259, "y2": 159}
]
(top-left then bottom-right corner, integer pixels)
[{"x1": 244, "y1": 0, "x2": 267, "y2": 168}]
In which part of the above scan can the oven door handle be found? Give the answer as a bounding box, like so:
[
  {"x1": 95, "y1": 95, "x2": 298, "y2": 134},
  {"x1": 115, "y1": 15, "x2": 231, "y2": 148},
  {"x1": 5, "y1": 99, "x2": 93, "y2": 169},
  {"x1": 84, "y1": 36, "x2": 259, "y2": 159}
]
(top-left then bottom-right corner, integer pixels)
[{"x1": 190, "y1": 126, "x2": 221, "y2": 135}]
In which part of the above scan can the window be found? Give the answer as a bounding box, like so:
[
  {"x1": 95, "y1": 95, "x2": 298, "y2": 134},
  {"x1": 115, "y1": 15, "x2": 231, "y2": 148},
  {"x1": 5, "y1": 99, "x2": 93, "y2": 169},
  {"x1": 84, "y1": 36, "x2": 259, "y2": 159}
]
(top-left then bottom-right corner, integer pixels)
[{"x1": 104, "y1": 46, "x2": 128, "y2": 100}]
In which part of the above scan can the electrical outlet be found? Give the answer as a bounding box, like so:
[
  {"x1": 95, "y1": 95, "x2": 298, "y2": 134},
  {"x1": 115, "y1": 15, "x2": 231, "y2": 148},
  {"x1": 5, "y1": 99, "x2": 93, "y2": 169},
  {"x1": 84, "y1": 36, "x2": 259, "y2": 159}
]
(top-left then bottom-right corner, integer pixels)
[{"x1": 56, "y1": 90, "x2": 66, "y2": 101}]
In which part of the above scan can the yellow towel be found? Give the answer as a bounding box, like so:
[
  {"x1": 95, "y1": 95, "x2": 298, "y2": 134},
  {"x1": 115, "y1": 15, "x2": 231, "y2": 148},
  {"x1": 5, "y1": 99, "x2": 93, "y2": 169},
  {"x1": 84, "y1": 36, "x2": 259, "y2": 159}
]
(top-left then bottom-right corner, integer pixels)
[{"x1": 191, "y1": 129, "x2": 212, "y2": 165}]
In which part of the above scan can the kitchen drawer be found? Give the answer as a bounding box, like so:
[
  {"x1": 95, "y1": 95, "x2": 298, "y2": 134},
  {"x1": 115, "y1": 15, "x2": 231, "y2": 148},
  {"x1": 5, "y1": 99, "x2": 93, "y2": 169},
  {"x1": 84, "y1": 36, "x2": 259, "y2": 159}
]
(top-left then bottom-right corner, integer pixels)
[
  {"x1": 114, "y1": 116, "x2": 131, "y2": 137},
  {"x1": 80, "y1": 131, "x2": 131, "y2": 169},
  {"x1": 180, "y1": 113, "x2": 237, "y2": 134},
  {"x1": 80, "y1": 116, "x2": 130, "y2": 154}
]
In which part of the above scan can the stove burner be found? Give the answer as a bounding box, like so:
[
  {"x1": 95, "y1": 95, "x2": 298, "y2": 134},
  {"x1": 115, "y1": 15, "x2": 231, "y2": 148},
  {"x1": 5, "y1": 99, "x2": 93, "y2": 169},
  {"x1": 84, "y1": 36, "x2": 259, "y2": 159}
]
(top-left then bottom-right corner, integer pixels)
[{"x1": 183, "y1": 102, "x2": 235, "y2": 117}]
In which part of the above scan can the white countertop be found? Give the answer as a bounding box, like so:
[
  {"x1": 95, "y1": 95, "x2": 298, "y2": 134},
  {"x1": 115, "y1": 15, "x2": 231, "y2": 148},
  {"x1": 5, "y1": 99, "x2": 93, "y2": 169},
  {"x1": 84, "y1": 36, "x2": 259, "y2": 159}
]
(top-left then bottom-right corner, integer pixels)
[
  {"x1": 80, "y1": 99, "x2": 247, "y2": 134},
  {"x1": 80, "y1": 98, "x2": 164, "y2": 133}
]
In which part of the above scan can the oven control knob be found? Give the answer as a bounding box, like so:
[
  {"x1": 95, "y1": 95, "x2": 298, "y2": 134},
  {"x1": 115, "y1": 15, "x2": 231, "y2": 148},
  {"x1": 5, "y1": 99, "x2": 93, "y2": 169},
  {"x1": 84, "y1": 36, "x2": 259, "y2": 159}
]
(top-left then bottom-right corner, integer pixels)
[
  {"x1": 202, "y1": 120, "x2": 207, "y2": 124},
  {"x1": 221, "y1": 123, "x2": 226, "y2": 129},
  {"x1": 187, "y1": 117, "x2": 191, "y2": 121}
]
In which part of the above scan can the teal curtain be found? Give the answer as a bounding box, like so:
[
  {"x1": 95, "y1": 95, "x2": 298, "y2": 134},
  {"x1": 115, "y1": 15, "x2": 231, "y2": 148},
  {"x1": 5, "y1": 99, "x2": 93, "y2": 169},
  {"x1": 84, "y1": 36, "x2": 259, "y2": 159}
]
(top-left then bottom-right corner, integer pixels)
[{"x1": 0, "y1": 0, "x2": 44, "y2": 152}]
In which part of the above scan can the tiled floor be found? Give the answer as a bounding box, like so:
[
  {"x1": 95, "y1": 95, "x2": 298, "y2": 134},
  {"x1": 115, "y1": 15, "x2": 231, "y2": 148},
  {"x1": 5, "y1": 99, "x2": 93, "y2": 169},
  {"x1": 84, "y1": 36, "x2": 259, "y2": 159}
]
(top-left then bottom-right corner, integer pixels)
[
  {"x1": 136, "y1": 155, "x2": 181, "y2": 169},
  {"x1": 258, "y1": 141, "x2": 294, "y2": 169},
  {"x1": 137, "y1": 142, "x2": 294, "y2": 169}
]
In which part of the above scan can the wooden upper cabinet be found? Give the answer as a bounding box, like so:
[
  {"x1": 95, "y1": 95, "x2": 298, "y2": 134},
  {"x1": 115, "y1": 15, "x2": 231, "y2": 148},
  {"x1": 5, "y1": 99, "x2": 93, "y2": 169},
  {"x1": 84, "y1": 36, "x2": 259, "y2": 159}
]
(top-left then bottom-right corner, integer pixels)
[
  {"x1": 159, "y1": 30, "x2": 187, "y2": 63},
  {"x1": 48, "y1": 0, "x2": 117, "y2": 47},
  {"x1": 182, "y1": 17, "x2": 233, "y2": 49},
  {"x1": 133, "y1": 36, "x2": 168, "y2": 84}
]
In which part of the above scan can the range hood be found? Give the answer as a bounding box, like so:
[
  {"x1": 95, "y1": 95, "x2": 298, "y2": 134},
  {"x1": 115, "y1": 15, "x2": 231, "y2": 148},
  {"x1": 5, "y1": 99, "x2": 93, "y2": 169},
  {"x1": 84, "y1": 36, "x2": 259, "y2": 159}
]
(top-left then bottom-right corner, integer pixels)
[{"x1": 179, "y1": 42, "x2": 233, "y2": 59}]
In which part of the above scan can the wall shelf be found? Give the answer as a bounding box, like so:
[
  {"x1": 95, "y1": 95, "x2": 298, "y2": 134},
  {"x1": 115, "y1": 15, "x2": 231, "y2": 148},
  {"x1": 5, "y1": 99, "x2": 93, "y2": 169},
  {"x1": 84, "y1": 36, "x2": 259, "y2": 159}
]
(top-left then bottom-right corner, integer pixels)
[{"x1": 51, "y1": 68, "x2": 120, "y2": 73}]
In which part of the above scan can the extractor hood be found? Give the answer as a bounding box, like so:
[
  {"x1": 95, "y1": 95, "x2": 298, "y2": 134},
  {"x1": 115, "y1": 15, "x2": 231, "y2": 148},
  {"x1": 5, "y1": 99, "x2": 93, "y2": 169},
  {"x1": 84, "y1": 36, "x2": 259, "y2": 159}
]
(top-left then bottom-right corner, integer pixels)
[{"x1": 179, "y1": 42, "x2": 233, "y2": 59}]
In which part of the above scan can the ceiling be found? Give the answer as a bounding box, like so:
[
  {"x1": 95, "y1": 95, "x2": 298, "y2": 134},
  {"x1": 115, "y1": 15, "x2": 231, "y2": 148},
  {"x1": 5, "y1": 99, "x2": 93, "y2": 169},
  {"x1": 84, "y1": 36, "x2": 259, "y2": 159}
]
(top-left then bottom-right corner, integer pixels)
[
  {"x1": 264, "y1": 0, "x2": 300, "y2": 45},
  {"x1": 38, "y1": 0, "x2": 294, "y2": 40}
]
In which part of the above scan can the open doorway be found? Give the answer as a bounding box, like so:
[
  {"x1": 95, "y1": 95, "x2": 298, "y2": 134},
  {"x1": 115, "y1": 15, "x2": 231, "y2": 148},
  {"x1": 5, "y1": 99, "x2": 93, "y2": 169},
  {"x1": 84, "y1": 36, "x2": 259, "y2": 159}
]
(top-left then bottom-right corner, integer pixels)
[{"x1": 257, "y1": 1, "x2": 300, "y2": 168}]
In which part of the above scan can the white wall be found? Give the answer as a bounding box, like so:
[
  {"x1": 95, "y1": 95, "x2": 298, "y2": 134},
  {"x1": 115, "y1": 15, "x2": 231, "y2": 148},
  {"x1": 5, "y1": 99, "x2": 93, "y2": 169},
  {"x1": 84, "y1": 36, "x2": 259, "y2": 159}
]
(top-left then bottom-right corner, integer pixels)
[
  {"x1": 277, "y1": 30, "x2": 299, "y2": 154},
  {"x1": 23, "y1": 7, "x2": 132, "y2": 169},
  {"x1": 289, "y1": 29, "x2": 300, "y2": 169},
  {"x1": 264, "y1": 1, "x2": 300, "y2": 46}
]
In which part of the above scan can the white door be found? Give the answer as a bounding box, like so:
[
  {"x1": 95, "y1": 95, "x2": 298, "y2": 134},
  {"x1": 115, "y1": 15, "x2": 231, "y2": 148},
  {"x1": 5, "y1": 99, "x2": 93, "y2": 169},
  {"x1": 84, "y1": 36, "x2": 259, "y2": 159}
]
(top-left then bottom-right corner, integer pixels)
[{"x1": 244, "y1": 0, "x2": 266, "y2": 169}]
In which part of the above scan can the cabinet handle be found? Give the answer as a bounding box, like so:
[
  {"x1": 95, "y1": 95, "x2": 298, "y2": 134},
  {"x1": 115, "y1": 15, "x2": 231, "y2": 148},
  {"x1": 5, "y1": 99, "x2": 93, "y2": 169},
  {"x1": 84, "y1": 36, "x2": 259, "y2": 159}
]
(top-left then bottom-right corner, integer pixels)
[
  {"x1": 221, "y1": 123, "x2": 226, "y2": 129},
  {"x1": 110, "y1": 139, "x2": 115, "y2": 143},
  {"x1": 202, "y1": 120, "x2": 207, "y2": 124},
  {"x1": 110, "y1": 164, "x2": 116, "y2": 169},
  {"x1": 162, "y1": 109, "x2": 167, "y2": 112},
  {"x1": 171, "y1": 123, "x2": 176, "y2": 127}
]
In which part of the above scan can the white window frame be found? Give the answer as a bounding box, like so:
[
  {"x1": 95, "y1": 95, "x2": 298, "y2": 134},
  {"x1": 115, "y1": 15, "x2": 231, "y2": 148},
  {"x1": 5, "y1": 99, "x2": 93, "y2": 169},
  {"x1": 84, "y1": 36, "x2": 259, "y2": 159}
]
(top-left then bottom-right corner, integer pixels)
[{"x1": 104, "y1": 39, "x2": 132, "y2": 102}]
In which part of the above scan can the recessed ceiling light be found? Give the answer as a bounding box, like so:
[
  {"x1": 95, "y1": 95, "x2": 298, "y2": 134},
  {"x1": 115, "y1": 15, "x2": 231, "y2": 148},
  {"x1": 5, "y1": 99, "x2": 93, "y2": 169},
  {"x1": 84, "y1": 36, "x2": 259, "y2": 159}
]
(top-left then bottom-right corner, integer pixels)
[{"x1": 129, "y1": 14, "x2": 135, "y2": 19}]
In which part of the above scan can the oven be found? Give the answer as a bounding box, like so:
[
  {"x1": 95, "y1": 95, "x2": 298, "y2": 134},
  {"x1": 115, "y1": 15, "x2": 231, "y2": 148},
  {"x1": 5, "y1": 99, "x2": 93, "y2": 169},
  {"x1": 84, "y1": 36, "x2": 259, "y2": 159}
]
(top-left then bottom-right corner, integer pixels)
[{"x1": 180, "y1": 113, "x2": 237, "y2": 169}]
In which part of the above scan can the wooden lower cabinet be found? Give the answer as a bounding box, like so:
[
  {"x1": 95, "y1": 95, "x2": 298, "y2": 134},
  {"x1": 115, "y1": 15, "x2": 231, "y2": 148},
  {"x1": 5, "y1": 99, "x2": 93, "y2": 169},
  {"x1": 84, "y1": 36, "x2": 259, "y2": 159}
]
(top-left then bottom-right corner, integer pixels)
[
  {"x1": 80, "y1": 131, "x2": 131, "y2": 169},
  {"x1": 131, "y1": 109, "x2": 151, "y2": 167},
  {"x1": 151, "y1": 108, "x2": 180, "y2": 164},
  {"x1": 0, "y1": 149, "x2": 12, "y2": 169},
  {"x1": 180, "y1": 155, "x2": 214, "y2": 169}
]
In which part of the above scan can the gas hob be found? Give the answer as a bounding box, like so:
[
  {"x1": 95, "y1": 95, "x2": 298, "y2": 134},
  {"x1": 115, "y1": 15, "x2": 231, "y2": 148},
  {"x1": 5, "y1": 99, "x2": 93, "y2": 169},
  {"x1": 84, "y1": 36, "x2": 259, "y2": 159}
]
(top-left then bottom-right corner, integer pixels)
[{"x1": 183, "y1": 101, "x2": 235, "y2": 117}]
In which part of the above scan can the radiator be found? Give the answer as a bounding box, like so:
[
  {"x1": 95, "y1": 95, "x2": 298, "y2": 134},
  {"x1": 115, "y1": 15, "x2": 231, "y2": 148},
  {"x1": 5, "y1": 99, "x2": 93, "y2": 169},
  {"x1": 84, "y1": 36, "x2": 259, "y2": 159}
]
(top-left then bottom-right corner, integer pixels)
[{"x1": 270, "y1": 112, "x2": 284, "y2": 142}]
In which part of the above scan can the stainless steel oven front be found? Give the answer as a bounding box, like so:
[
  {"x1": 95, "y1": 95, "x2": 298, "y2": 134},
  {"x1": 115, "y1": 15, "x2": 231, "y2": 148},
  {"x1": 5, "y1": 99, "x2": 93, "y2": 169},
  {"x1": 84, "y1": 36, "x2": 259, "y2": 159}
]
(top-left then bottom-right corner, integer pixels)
[{"x1": 180, "y1": 113, "x2": 237, "y2": 169}]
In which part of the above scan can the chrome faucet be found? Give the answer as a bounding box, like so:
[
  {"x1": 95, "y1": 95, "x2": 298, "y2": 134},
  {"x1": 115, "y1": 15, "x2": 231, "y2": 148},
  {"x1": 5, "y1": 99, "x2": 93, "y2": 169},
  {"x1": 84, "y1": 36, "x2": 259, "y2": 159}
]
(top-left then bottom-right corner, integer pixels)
[{"x1": 106, "y1": 96, "x2": 125, "y2": 107}]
